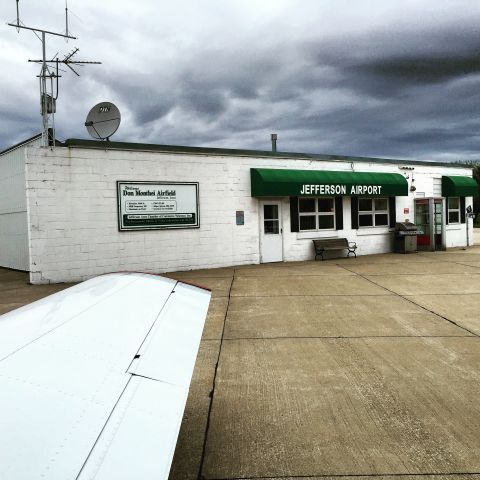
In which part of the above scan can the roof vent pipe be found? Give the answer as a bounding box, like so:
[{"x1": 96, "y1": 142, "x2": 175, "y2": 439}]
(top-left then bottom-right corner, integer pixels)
[{"x1": 271, "y1": 133, "x2": 277, "y2": 152}]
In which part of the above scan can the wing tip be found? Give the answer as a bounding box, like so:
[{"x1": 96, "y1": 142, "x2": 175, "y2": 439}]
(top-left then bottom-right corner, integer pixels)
[
  {"x1": 98, "y1": 271, "x2": 212, "y2": 292},
  {"x1": 175, "y1": 279, "x2": 212, "y2": 292}
]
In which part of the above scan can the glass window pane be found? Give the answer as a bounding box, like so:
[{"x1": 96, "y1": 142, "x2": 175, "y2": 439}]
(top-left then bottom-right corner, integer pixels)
[
  {"x1": 375, "y1": 213, "x2": 389, "y2": 226},
  {"x1": 449, "y1": 211, "x2": 460, "y2": 224},
  {"x1": 299, "y1": 198, "x2": 316, "y2": 213},
  {"x1": 416, "y1": 213, "x2": 428, "y2": 225},
  {"x1": 416, "y1": 203, "x2": 429, "y2": 214},
  {"x1": 448, "y1": 197, "x2": 460, "y2": 209},
  {"x1": 374, "y1": 198, "x2": 388, "y2": 211},
  {"x1": 299, "y1": 215, "x2": 316, "y2": 230},
  {"x1": 264, "y1": 205, "x2": 278, "y2": 220},
  {"x1": 264, "y1": 219, "x2": 279, "y2": 234},
  {"x1": 359, "y1": 199, "x2": 372, "y2": 211},
  {"x1": 318, "y1": 215, "x2": 335, "y2": 229},
  {"x1": 359, "y1": 214, "x2": 373, "y2": 227},
  {"x1": 318, "y1": 198, "x2": 334, "y2": 213}
]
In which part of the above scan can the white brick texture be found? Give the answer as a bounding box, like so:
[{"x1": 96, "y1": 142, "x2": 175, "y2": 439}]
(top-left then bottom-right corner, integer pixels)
[{"x1": 25, "y1": 146, "x2": 474, "y2": 283}]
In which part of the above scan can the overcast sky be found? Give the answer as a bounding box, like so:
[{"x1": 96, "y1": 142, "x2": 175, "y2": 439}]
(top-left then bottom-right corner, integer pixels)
[{"x1": 1, "y1": 0, "x2": 480, "y2": 161}]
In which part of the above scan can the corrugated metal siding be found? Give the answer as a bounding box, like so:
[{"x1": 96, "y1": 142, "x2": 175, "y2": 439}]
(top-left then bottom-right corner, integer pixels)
[
  {"x1": 0, "y1": 137, "x2": 40, "y2": 270},
  {"x1": 0, "y1": 213, "x2": 29, "y2": 270}
]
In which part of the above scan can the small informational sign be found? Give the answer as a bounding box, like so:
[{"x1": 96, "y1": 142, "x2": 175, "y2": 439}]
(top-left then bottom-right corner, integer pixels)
[
  {"x1": 236, "y1": 210, "x2": 244, "y2": 225},
  {"x1": 404, "y1": 208, "x2": 409, "y2": 214},
  {"x1": 117, "y1": 181, "x2": 199, "y2": 231}
]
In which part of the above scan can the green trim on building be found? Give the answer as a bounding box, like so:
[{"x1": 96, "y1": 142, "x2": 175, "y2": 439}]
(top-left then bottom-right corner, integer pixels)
[
  {"x1": 250, "y1": 168, "x2": 408, "y2": 197},
  {"x1": 442, "y1": 175, "x2": 479, "y2": 197}
]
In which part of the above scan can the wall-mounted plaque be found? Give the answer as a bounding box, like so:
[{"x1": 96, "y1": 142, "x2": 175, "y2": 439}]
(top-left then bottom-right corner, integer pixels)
[{"x1": 117, "y1": 181, "x2": 199, "y2": 231}]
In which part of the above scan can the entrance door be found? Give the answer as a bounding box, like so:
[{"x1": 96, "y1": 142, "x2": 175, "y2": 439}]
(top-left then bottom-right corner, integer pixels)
[
  {"x1": 415, "y1": 198, "x2": 445, "y2": 251},
  {"x1": 415, "y1": 199, "x2": 431, "y2": 250},
  {"x1": 260, "y1": 201, "x2": 283, "y2": 263}
]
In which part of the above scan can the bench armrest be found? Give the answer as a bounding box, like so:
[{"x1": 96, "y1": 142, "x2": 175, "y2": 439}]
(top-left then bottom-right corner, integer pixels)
[{"x1": 348, "y1": 242, "x2": 357, "y2": 248}]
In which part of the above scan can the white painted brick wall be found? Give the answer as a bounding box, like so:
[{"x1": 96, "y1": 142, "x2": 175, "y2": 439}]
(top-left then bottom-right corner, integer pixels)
[{"x1": 25, "y1": 146, "x2": 474, "y2": 284}]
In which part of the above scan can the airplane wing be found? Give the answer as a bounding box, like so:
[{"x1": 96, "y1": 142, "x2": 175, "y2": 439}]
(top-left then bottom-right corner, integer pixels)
[{"x1": 0, "y1": 272, "x2": 211, "y2": 480}]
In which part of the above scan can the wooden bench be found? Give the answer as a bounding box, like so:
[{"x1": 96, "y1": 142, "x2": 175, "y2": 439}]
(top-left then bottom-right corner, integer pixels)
[{"x1": 313, "y1": 238, "x2": 357, "y2": 261}]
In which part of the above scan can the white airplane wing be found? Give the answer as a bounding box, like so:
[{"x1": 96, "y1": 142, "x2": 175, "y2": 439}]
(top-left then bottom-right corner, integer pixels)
[{"x1": 0, "y1": 272, "x2": 211, "y2": 480}]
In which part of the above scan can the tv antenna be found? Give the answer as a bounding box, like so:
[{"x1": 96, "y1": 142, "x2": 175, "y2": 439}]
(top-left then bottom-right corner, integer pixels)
[{"x1": 7, "y1": 0, "x2": 101, "y2": 147}]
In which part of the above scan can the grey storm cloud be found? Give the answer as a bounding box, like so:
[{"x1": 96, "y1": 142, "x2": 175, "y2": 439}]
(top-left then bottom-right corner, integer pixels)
[
  {"x1": 356, "y1": 54, "x2": 480, "y2": 84},
  {"x1": 1, "y1": 0, "x2": 480, "y2": 162}
]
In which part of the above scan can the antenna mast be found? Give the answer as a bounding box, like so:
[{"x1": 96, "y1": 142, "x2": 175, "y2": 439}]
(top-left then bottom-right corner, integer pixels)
[
  {"x1": 8, "y1": 0, "x2": 101, "y2": 147},
  {"x1": 65, "y1": 1, "x2": 69, "y2": 38}
]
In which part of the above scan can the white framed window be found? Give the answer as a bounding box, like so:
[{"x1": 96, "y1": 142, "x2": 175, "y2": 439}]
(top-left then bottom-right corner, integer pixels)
[
  {"x1": 299, "y1": 197, "x2": 335, "y2": 231},
  {"x1": 448, "y1": 197, "x2": 460, "y2": 224},
  {"x1": 358, "y1": 197, "x2": 389, "y2": 227}
]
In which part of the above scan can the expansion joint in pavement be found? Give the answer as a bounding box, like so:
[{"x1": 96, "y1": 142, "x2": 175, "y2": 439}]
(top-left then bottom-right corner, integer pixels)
[
  {"x1": 205, "y1": 473, "x2": 480, "y2": 480},
  {"x1": 336, "y1": 264, "x2": 479, "y2": 337},
  {"x1": 222, "y1": 335, "x2": 475, "y2": 341},
  {"x1": 197, "y1": 271, "x2": 236, "y2": 480},
  {"x1": 439, "y1": 258, "x2": 480, "y2": 270},
  {"x1": 416, "y1": 250, "x2": 480, "y2": 271}
]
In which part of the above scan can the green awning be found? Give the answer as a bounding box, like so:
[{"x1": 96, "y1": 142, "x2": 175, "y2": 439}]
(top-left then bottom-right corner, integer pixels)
[
  {"x1": 251, "y1": 168, "x2": 408, "y2": 197},
  {"x1": 442, "y1": 175, "x2": 479, "y2": 197}
]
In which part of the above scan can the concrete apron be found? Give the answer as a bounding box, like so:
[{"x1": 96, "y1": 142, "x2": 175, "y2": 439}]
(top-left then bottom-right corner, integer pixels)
[
  {"x1": 197, "y1": 248, "x2": 480, "y2": 479},
  {"x1": 2, "y1": 242, "x2": 480, "y2": 479}
]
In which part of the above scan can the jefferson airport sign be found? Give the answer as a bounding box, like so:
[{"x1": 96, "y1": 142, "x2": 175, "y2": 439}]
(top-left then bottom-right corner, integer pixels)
[
  {"x1": 299, "y1": 184, "x2": 384, "y2": 195},
  {"x1": 250, "y1": 168, "x2": 409, "y2": 197}
]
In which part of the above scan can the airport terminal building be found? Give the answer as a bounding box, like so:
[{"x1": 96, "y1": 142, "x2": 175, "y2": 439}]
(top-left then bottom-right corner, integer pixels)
[{"x1": 0, "y1": 135, "x2": 478, "y2": 284}]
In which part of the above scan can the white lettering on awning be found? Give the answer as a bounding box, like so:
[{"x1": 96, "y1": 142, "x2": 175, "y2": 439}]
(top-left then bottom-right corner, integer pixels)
[{"x1": 301, "y1": 184, "x2": 383, "y2": 196}]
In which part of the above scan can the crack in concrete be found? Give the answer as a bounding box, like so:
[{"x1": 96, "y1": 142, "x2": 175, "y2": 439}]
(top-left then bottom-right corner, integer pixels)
[{"x1": 198, "y1": 271, "x2": 236, "y2": 480}]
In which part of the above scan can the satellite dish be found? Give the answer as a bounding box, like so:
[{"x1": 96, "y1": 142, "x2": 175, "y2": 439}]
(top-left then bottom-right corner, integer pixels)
[{"x1": 85, "y1": 102, "x2": 121, "y2": 140}]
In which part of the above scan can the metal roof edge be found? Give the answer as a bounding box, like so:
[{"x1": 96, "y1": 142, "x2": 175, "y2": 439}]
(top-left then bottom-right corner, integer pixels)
[
  {"x1": 62, "y1": 138, "x2": 473, "y2": 169},
  {"x1": 0, "y1": 133, "x2": 42, "y2": 156}
]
